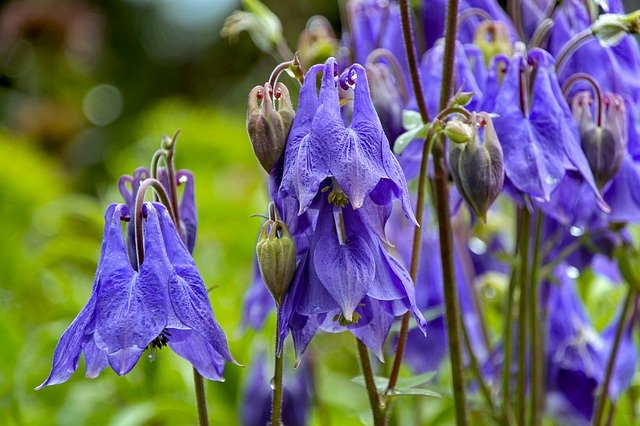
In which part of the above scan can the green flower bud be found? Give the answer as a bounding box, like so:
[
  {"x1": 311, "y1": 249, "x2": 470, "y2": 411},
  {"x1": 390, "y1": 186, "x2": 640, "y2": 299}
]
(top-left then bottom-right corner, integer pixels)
[
  {"x1": 474, "y1": 21, "x2": 513, "y2": 65},
  {"x1": 449, "y1": 112, "x2": 504, "y2": 221},
  {"x1": 297, "y1": 15, "x2": 338, "y2": 69},
  {"x1": 444, "y1": 119, "x2": 474, "y2": 144},
  {"x1": 615, "y1": 242, "x2": 640, "y2": 292},
  {"x1": 256, "y1": 219, "x2": 297, "y2": 305},
  {"x1": 571, "y1": 91, "x2": 627, "y2": 188},
  {"x1": 246, "y1": 82, "x2": 294, "y2": 173},
  {"x1": 591, "y1": 11, "x2": 640, "y2": 47}
]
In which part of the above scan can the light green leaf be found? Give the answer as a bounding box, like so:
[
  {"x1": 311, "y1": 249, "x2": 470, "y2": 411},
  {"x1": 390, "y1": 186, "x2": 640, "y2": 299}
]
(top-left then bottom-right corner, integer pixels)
[{"x1": 402, "y1": 110, "x2": 424, "y2": 130}]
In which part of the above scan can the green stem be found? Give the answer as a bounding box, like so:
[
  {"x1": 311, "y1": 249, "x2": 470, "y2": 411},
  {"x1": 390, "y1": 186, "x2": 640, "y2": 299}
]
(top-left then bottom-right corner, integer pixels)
[
  {"x1": 433, "y1": 0, "x2": 468, "y2": 423},
  {"x1": 357, "y1": 338, "x2": 385, "y2": 426},
  {"x1": 271, "y1": 308, "x2": 284, "y2": 426},
  {"x1": 592, "y1": 289, "x2": 635, "y2": 426},
  {"x1": 555, "y1": 29, "x2": 592, "y2": 75},
  {"x1": 193, "y1": 368, "x2": 209, "y2": 426},
  {"x1": 502, "y1": 267, "x2": 517, "y2": 422},
  {"x1": 384, "y1": 0, "x2": 434, "y2": 400},
  {"x1": 461, "y1": 317, "x2": 498, "y2": 418},
  {"x1": 516, "y1": 208, "x2": 531, "y2": 426},
  {"x1": 529, "y1": 210, "x2": 544, "y2": 426}
]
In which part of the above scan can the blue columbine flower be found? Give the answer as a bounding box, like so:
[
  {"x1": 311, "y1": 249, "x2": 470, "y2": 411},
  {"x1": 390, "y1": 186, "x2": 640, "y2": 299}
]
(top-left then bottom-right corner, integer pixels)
[
  {"x1": 491, "y1": 48, "x2": 607, "y2": 209},
  {"x1": 37, "y1": 202, "x2": 234, "y2": 388},
  {"x1": 272, "y1": 57, "x2": 425, "y2": 359}
]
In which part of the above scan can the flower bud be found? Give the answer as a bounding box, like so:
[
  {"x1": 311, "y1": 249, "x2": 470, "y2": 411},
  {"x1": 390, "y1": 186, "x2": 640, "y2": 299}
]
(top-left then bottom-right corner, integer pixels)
[
  {"x1": 256, "y1": 219, "x2": 297, "y2": 305},
  {"x1": 444, "y1": 118, "x2": 474, "y2": 144},
  {"x1": 615, "y1": 242, "x2": 640, "y2": 292},
  {"x1": 474, "y1": 21, "x2": 513, "y2": 65},
  {"x1": 297, "y1": 15, "x2": 338, "y2": 69},
  {"x1": 449, "y1": 112, "x2": 504, "y2": 221},
  {"x1": 246, "y1": 82, "x2": 294, "y2": 173},
  {"x1": 571, "y1": 91, "x2": 627, "y2": 189},
  {"x1": 591, "y1": 11, "x2": 640, "y2": 47}
]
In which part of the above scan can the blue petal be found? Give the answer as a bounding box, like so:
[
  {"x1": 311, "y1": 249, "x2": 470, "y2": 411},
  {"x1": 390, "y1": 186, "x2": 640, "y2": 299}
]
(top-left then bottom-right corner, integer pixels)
[
  {"x1": 36, "y1": 203, "x2": 119, "y2": 389},
  {"x1": 93, "y1": 203, "x2": 169, "y2": 375},
  {"x1": 313, "y1": 220, "x2": 375, "y2": 321},
  {"x1": 168, "y1": 329, "x2": 226, "y2": 381},
  {"x1": 155, "y1": 203, "x2": 235, "y2": 365},
  {"x1": 177, "y1": 170, "x2": 198, "y2": 254}
]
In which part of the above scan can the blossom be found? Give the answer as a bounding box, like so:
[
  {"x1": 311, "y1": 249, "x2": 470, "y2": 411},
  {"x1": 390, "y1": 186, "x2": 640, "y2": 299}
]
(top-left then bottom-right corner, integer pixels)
[
  {"x1": 491, "y1": 49, "x2": 606, "y2": 208},
  {"x1": 37, "y1": 202, "x2": 234, "y2": 388}
]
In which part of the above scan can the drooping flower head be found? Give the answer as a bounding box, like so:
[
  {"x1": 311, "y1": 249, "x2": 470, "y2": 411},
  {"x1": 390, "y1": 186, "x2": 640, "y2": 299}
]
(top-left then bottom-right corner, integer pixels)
[
  {"x1": 37, "y1": 202, "x2": 235, "y2": 388},
  {"x1": 273, "y1": 57, "x2": 425, "y2": 359}
]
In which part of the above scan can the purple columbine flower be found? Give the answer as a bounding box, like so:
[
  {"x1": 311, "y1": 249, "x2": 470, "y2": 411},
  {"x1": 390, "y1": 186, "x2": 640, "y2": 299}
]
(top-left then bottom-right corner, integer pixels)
[
  {"x1": 37, "y1": 202, "x2": 234, "y2": 388},
  {"x1": 491, "y1": 49, "x2": 607, "y2": 209},
  {"x1": 273, "y1": 57, "x2": 425, "y2": 359},
  {"x1": 280, "y1": 57, "x2": 415, "y2": 221}
]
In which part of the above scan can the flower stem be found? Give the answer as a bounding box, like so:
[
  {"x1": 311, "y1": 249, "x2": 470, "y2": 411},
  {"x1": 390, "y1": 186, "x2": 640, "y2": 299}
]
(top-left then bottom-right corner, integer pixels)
[
  {"x1": 384, "y1": 0, "x2": 433, "y2": 401},
  {"x1": 555, "y1": 29, "x2": 593, "y2": 75},
  {"x1": 271, "y1": 308, "x2": 284, "y2": 426},
  {"x1": 529, "y1": 210, "x2": 543, "y2": 426},
  {"x1": 193, "y1": 368, "x2": 209, "y2": 426},
  {"x1": 433, "y1": 0, "x2": 469, "y2": 423},
  {"x1": 357, "y1": 338, "x2": 385, "y2": 426},
  {"x1": 516, "y1": 207, "x2": 531, "y2": 426},
  {"x1": 501, "y1": 267, "x2": 517, "y2": 419},
  {"x1": 592, "y1": 289, "x2": 636, "y2": 426}
]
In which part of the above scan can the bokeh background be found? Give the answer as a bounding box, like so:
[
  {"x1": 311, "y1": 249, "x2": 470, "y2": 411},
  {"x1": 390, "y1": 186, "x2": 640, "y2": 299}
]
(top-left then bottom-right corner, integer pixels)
[{"x1": 2, "y1": 0, "x2": 639, "y2": 425}]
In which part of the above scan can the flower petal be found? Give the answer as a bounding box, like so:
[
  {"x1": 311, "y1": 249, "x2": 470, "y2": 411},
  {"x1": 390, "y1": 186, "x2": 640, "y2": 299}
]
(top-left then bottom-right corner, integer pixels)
[
  {"x1": 313, "y1": 228, "x2": 375, "y2": 321},
  {"x1": 93, "y1": 204, "x2": 169, "y2": 376}
]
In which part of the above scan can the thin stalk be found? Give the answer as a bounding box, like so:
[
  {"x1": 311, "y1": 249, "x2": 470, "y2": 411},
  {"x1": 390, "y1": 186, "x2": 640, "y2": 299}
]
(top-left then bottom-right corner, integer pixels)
[
  {"x1": 357, "y1": 338, "x2": 385, "y2": 426},
  {"x1": 529, "y1": 210, "x2": 543, "y2": 426},
  {"x1": 384, "y1": 0, "x2": 433, "y2": 399},
  {"x1": 516, "y1": 208, "x2": 531, "y2": 426},
  {"x1": 555, "y1": 29, "x2": 592, "y2": 75},
  {"x1": 502, "y1": 268, "x2": 517, "y2": 422},
  {"x1": 271, "y1": 308, "x2": 284, "y2": 425},
  {"x1": 433, "y1": 0, "x2": 469, "y2": 423},
  {"x1": 592, "y1": 290, "x2": 635, "y2": 426},
  {"x1": 461, "y1": 317, "x2": 498, "y2": 417},
  {"x1": 193, "y1": 369, "x2": 209, "y2": 426}
]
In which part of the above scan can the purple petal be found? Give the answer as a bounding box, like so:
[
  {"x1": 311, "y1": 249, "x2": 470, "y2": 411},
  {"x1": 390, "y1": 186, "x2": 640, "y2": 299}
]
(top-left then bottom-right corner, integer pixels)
[
  {"x1": 93, "y1": 203, "x2": 169, "y2": 375},
  {"x1": 313, "y1": 228, "x2": 374, "y2": 321},
  {"x1": 168, "y1": 329, "x2": 226, "y2": 381}
]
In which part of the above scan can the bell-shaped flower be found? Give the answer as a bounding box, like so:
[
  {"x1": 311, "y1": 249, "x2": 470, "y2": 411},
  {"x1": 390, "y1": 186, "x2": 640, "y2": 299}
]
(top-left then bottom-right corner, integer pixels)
[
  {"x1": 279, "y1": 57, "x2": 414, "y2": 222},
  {"x1": 279, "y1": 195, "x2": 426, "y2": 360},
  {"x1": 37, "y1": 202, "x2": 234, "y2": 389},
  {"x1": 492, "y1": 49, "x2": 606, "y2": 208}
]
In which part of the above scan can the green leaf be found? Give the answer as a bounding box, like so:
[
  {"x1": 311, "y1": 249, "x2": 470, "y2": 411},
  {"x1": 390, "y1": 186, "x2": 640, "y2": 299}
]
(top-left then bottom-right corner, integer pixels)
[
  {"x1": 402, "y1": 110, "x2": 424, "y2": 130},
  {"x1": 351, "y1": 371, "x2": 442, "y2": 399},
  {"x1": 393, "y1": 124, "x2": 428, "y2": 155}
]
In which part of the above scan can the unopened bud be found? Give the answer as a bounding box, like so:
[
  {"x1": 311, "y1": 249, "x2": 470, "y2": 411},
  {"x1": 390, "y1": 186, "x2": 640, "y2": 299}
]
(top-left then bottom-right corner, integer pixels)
[
  {"x1": 615, "y1": 242, "x2": 640, "y2": 292},
  {"x1": 474, "y1": 21, "x2": 513, "y2": 65},
  {"x1": 444, "y1": 119, "x2": 474, "y2": 144},
  {"x1": 572, "y1": 91, "x2": 626, "y2": 188},
  {"x1": 246, "y1": 82, "x2": 294, "y2": 173},
  {"x1": 256, "y1": 219, "x2": 297, "y2": 305},
  {"x1": 297, "y1": 15, "x2": 338, "y2": 69},
  {"x1": 591, "y1": 11, "x2": 640, "y2": 47},
  {"x1": 449, "y1": 112, "x2": 504, "y2": 221}
]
